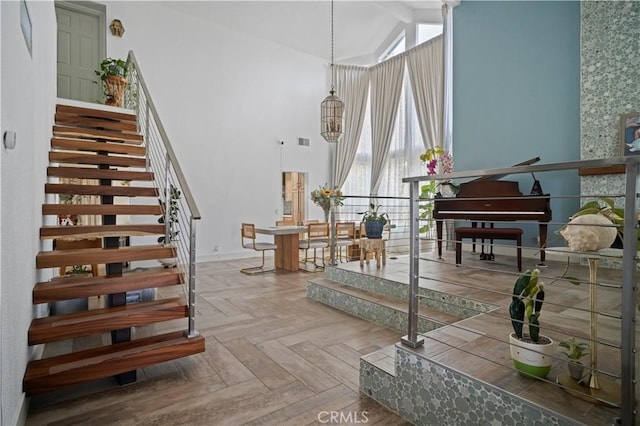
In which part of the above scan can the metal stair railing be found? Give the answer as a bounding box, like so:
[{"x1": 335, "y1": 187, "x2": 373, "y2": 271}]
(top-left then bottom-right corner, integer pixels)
[{"x1": 124, "y1": 50, "x2": 201, "y2": 339}]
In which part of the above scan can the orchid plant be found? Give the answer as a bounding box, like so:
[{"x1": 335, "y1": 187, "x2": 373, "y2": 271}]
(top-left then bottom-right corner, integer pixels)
[{"x1": 418, "y1": 146, "x2": 457, "y2": 234}]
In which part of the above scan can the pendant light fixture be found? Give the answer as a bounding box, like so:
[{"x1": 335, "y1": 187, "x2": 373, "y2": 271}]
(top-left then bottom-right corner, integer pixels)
[{"x1": 320, "y1": 0, "x2": 344, "y2": 143}]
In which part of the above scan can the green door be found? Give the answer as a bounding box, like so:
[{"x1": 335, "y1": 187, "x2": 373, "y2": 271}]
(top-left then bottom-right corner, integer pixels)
[{"x1": 55, "y1": 2, "x2": 104, "y2": 103}]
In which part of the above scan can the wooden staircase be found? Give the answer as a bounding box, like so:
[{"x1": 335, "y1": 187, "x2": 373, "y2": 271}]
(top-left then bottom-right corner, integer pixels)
[{"x1": 23, "y1": 103, "x2": 204, "y2": 396}]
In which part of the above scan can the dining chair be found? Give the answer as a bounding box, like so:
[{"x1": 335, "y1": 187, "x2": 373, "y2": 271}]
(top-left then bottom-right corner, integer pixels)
[
  {"x1": 298, "y1": 222, "x2": 329, "y2": 271},
  {"x1": 335, "y1": 222, "x2": 356, "y2": 262},
  {"x1": 55, "y1": 237, "x2": 101, "y2": 277},
  {"x1": 240, "y1": 223, "x2": 278, "y2": 274}
]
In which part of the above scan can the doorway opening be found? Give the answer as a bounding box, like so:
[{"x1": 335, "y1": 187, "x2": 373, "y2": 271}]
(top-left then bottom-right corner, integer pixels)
[
  {"x1": 281, "y1": 172, "x2": 306, "y2": 225},
  {"x1": 55, "y1": 1, "x2": 106, "y2": 103}
]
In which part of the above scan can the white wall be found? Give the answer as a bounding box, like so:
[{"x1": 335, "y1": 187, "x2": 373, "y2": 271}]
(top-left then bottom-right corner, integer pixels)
[
  {"x1": 102, "y1": 1, "x2": 332, "y2": 261},
  {"x1": 0, "y1": 1, "x2": 56, "y2": 424}
]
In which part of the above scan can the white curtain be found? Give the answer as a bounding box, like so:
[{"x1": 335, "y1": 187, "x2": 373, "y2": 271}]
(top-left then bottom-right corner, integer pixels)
[
  {"x1": 332, "y1": 65, "x2": 370, "y2": 189},
  {"x1": 369, "y1": 54, "x2": 405, "y2": 196},
  {"x1": 442, "y1": 3, "x2": 454, "y2": 154},
  {"x1": 406, "y1": 35, "x2": 444, "y2": 151}
]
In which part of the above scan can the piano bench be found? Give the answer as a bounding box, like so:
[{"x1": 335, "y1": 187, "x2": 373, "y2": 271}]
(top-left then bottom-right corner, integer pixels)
[{"x1": 454, "y1": 227, "x2": 523, "y2": 271}]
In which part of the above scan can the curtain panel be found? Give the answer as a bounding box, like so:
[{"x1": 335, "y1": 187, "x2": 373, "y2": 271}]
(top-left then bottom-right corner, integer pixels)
[
  {"x1": 442, "y1": 3, "x2": 454, "y2": 154},
  {"x1": 369, "y1": 54, "x2": 406, "y2": 196},
  {"x1": 406, "y1": 35, "x2": 444, "y2": 152},
  {"x1": 332, "y1": 65, "x2": 370, "y2": 189}
]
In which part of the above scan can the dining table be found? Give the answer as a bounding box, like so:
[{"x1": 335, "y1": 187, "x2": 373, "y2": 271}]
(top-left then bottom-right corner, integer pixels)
[{"x1": 255, "y1": 225, "x2": 307, "y2": 271}]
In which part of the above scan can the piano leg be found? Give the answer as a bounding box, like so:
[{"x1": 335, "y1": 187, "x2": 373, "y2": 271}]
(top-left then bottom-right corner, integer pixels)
[
  {"x1": 488, "y1": 238, "x2": 495, "y2": 260},
  {"x1": 471, "y1": 222, "x2": 478, "y2": 253},
  {"x1": 436, "y1": 220, "x2": 443, "y2": 259},
  {"x1": 538, "y1": 223, "x2": 548, "y2": 266}
]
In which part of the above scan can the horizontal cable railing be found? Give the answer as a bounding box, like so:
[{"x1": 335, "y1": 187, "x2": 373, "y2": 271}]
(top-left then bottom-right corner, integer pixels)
[
  {"x1": 327, "y1": 195, "x2": 412, "y2": 265},
  {"x1": 124, "y1": 51, "x2": 200, "y2": 338},
  {"x1": 401, "y1": 157, "x2": 639, "y2": 425}
]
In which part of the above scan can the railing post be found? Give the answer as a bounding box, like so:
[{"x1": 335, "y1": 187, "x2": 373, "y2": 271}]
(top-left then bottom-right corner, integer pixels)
[
  {"x1": 401, "y1": 180, "x2": 424, "y2": 348},
  {"x1": 620, "y1": 160, "x2": 637, "y2": 426},
  {"x1": 329, "y1": 204, "x2": 337, "y2": 266},
  {"x1": 187, "y1": 216, "x2": 199, "y2": 338}
]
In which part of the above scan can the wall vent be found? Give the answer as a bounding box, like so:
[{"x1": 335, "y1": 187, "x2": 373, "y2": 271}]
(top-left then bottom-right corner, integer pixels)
[{"x1": 298, "y1": 137, "x2": 310, "y2": 147}]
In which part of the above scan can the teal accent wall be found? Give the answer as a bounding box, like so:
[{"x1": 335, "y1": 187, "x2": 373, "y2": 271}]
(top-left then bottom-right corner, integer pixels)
[{"x1": 452, "y1": 1, "x2": 580, "y2": 246}]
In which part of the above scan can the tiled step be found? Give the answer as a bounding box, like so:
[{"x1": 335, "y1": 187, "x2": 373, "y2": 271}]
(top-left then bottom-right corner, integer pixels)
[
  {"x1": 28, "y1": 297, "x2": 187, "y2": 345},
  {"x1": 24, "y1": 331, "x2": 204, "y2": 396},
  {"x1": 307, "y1": 277, "x2": 462, "y2": 334},
  {"x1": 40, "y1": 224, "x2": 165, "y2": 239},
  {"x1": 360, "y1": 343, "x2": 579, "y2": 425},
  {"x1": 47, "y1": 166, "x2": 153, "y2": 181},
  {"x1": 323, "y1": 265, "x2": 495, "y2": 319},
  {"x1": 45, "y1": 183, "x2": 157, "y2": 197},
  {"x1": 36, "y1": 244, "x2": 175, "y2": 269},
  {"x1": 33, "y1": 267, "x2": 183, "y2": 304},
  {"x1": 51, "y1": 137, "x2": 146, "y2": 156}
]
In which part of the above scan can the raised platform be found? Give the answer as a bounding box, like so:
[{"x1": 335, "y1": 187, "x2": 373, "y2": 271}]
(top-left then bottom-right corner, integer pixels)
[{"x1": 307, "y1": 253, "x2": 627, "y2": 425}]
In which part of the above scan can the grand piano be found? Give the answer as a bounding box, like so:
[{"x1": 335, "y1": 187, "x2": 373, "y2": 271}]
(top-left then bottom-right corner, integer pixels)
[{"x1": 433, "y1": 163, "x2": 552, "y2": 264}]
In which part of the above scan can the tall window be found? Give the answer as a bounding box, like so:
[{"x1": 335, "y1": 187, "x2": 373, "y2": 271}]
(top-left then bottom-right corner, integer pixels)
[{"x1": 343, "y1": 25, "x2": 442, "y2": 201}]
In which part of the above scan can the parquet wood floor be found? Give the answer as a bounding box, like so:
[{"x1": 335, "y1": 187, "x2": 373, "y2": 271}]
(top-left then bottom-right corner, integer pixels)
[{"x1": 26, "y1": 258, "x2": 411, "y2": 426}]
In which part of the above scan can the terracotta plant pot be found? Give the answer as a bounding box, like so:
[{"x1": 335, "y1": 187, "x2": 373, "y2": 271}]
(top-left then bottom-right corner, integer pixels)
[{"x1": 104, "y1": 75, "x2": 127, "y2": 107}]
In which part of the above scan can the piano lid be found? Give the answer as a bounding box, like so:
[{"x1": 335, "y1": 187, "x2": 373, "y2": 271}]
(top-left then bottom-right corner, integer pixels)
[{"x1": 471, "y1": 157, "x2": 541, "y2": 182}]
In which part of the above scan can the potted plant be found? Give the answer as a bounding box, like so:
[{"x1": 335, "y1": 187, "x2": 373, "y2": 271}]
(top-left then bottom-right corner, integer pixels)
[
  {"x1": 508, "y1": 268, "x2": 554, "y2": 378},
  {"x1": 359, "y1": 202, "x2": 388, "y2": 239},
  {"x1": 95, "y1": 57, "x2": 128, "y2": 107},
  {"x1": 559, "y1": 197, "x2": 626, "y2": 251},
  {"x1": 559, "y1": 337, "x2": 590, "y2": 381},
  {"x1": 158, "y1": 185, "x2": 181, "y2": 267}
]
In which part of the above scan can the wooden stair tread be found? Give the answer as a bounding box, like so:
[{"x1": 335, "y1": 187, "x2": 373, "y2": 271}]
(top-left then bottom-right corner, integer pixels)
[
  {"x1": 45, "y1": 183, "x2": 157, "y2": 197},
  {"x1": 49, "y1": 151, "x2": 146, "y2": 168},
  {"x1": 55, "y1": 112, "x2": 138, "y2": 133},
  {"x1": 310, "y1": 278, "x2": 463, "y2": 325},
  {"x1": 43, "y1": 204, "x2": 162, "y2": 216},
  {"x1": 33, "y1": 268, "x2": 183, "y2": 304},
  {"x1": 24, "y1": 331, "x2": 205, "y2": 395},
  {"x1": 40, "y1": 224, "x2": 165, "y2": 239},
  {"x1": 56, "y1": 104, "x2": 137, "y2": 123},
  {"x1": 28, "y1": 297, "x2": 188, "y2": 345},
  {"x1": 51, "y1": 137, "x2": 146, "y2": 156},
  {"x1": 36, "y1": 245, "x2": 175, "y2": 269},
  {"x1": 53, "y1": 125, "x2": 143, "y2": 145},
  {"x1": 47, "y1": 166, "x2": 154, "y2": 181}
]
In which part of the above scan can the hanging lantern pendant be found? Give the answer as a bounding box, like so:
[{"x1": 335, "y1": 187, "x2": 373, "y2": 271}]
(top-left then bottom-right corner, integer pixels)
[
  {"x1": 321, "y1": 88, "x2": 344, "y2": 143},
  {"x1": 320, "y1": 0, "x2": 344, "y2": 143}
]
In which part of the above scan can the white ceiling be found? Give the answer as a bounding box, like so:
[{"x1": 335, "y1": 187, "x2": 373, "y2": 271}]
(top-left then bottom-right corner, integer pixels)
[{"x1": 160, "y1": 1, "x2": 443, "y2": 63}]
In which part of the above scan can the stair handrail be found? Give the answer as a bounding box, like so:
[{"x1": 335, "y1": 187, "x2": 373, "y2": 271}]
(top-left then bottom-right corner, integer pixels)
[
  {"x1": 124, "y1": 50, "x2": 200, "y2": 220},
  {"x1": 124, "y1": 50, "x2": 200, "y2": 338}
]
